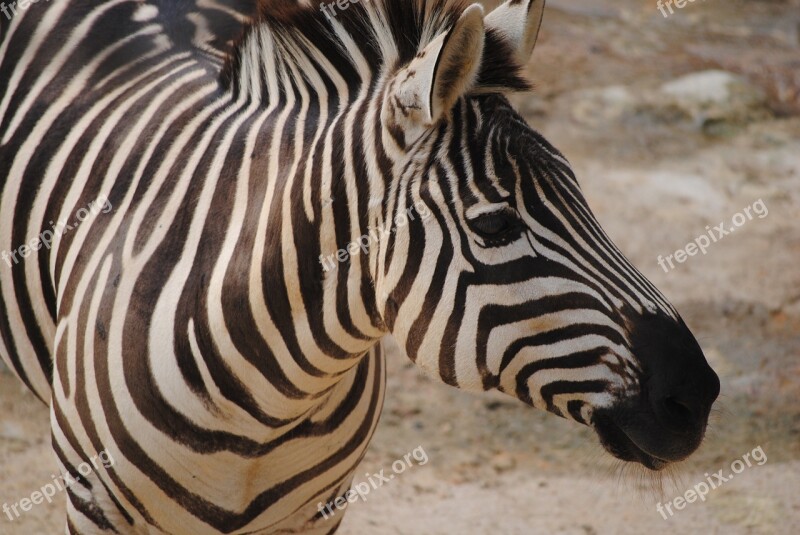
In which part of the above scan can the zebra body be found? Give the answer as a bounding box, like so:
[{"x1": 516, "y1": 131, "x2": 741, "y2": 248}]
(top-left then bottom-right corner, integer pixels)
[{"x1": 0, "y1": 1, "x2": 720, "y2": 533}]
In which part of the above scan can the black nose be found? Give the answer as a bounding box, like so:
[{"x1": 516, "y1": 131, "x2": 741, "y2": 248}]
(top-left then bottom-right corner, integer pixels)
[
  {"x1": 633, "y1": 314, "x2": 721, "y2": 434},
  {"x1": 652, "y1": 378, "x2": 719, "y2": 433},
  {"x1": 590, "y1": 311, "x2": 721, "y2": 466}
]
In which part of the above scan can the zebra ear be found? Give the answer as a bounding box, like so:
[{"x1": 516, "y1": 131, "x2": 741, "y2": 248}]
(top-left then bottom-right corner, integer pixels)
[
  {"x1": 383, "y1": 4, "x2": 485, "y2": 147},
  {"x1": 484, "y1": 0, "x2": 546, "y2": 64}
]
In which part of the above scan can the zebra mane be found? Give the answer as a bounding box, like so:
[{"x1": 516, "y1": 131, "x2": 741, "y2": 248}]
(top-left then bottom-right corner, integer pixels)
[{"x1": 221, "y1": 0, "x2": 531, "y2": 99}]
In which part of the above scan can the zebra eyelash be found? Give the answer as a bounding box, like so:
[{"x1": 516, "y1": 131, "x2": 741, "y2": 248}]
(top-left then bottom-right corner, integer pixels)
[{"x1": 467, "y1": 206, "x2": 525, "y2": 248}]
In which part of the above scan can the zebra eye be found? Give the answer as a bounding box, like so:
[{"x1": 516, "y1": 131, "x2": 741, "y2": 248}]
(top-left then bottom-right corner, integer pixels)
[{"x1": 468, "y1": 207, "x2": 521, "y2": 243}]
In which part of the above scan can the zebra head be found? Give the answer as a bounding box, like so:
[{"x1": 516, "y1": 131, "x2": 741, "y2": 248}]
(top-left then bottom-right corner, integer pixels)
[{"x1": 374, "y1": 0, "x2": 720, "y2": 470}]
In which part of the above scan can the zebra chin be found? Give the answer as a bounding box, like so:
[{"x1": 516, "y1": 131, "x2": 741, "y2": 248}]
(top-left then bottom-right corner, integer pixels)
[
  {"x1": 591, "y1": 406, "x2": 705, "y2": 471},
  {"x1": 591, "y1": 313, "x2": 721, "y2": 470}
]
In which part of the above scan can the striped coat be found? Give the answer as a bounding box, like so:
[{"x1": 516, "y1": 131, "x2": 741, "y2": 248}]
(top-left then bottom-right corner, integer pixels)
[{"x1": 0, "y1": 0, "x2": 720, "y2": 533}]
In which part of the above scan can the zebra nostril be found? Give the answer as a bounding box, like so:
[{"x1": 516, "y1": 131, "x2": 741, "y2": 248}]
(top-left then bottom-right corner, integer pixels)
[{"x1": 660, "y1": 396, "x2": 696, "y2": 426}]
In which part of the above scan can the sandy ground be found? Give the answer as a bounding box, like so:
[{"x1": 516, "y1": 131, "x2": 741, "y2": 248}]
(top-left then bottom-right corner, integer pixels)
[{"x1": 2, "y1": 0, "x2": 800, "y2": 533}]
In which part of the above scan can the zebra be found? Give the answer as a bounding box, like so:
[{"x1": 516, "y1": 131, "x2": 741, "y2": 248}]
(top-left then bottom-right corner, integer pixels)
[{"x1": 0, "y1": 0, "x2": 721, "y2": 533}]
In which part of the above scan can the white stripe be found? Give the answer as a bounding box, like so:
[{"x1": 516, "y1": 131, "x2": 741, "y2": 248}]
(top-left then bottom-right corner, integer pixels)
[
  {"x1": 55, "y1": 55, "x2": 195, "y2": 303},
  {"x1": 1, "y1": 0, "x2": 130, "y2": 144},
  {"x1": 0, "y1": 0, "x2": 71, "y2": 133}
]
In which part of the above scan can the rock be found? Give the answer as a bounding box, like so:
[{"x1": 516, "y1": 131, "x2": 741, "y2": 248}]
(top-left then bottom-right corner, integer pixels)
[
  {"x1": 657, "y1": 70, "x2": 771, "y2": 134},
  {"x1": 661, "y1": 70, "x2": 745, "y2": 105},
  {"x1": 642, "y1": 170, "x2": 726, "y2": 212},
  {"x1": 490, "y1": 452, "x2": 516, "y2": 473},
  {"x1": 0, "y1": 421, "x2": 26, "y2": 441},
  {"x1": 570, "y1": 85, "x2": 638, "y2": 127},
  {"x1": 566, "y1": 71, "x2": 771, "y2": 136}
]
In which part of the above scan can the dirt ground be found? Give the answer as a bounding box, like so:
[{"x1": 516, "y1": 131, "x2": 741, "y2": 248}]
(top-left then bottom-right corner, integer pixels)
[{"x1": 2, "y1": 0, "x2": 800, "y2": 533}]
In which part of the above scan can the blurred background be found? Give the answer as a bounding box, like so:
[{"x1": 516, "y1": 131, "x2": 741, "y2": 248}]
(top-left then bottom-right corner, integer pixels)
[{"x1": 2, "y1": 0, "x2": 799, "y2": 533}]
